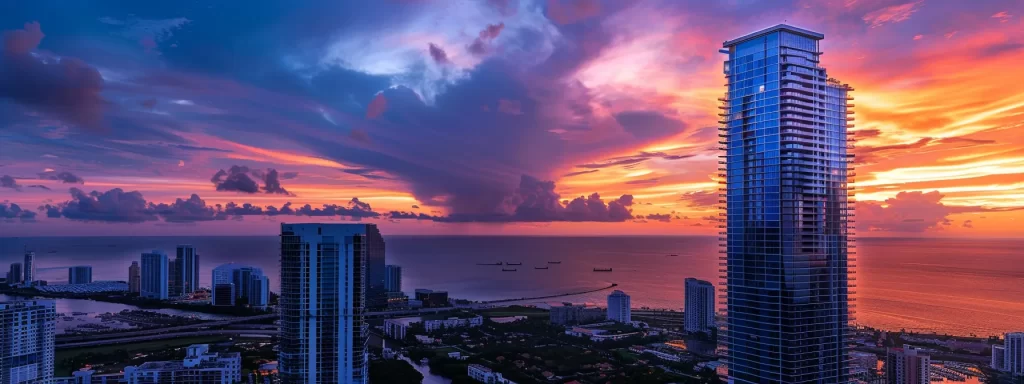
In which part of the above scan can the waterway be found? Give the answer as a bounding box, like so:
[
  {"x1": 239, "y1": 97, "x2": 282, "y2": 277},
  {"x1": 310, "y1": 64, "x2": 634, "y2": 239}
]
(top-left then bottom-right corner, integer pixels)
[
  {"x1": 400, "y1": 356, "x2": 451, "y2": 384},
  {"x1": 0, "y1": 294, "x2": 236, "y2": 334}
]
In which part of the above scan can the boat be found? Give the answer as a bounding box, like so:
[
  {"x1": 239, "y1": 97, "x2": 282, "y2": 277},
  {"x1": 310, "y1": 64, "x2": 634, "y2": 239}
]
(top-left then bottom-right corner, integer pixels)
[
  {"x1": 547, "y1": 261, "x2": 561, "y2": 264},
  {"x1": 534, "y1": 266, "x2": 549, "y2": 270},
  {"x1": 505, "y1": 262, "x2": 522, "y2": 266},
  {"x1": 501, "y1": 268, "x2": 517, "y2": 272},
  {"x1": 476, "y1": 262, "x2": 502, "y2": 266},
  {"x1": 593, "y1": 268, "x2": 612, "y2": 272},
  {"x1": 72, "y1": 311, "x2": 88, "y2": 316},
  {"x1": 667, "y1": 254, "x2": 679, "y2": 257}
]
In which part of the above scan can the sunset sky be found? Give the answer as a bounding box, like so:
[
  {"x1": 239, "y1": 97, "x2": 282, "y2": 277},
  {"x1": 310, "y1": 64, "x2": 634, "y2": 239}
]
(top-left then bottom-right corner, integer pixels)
[{"x1": 0, "y1": 0, "x2": 1022, "y2": 236}]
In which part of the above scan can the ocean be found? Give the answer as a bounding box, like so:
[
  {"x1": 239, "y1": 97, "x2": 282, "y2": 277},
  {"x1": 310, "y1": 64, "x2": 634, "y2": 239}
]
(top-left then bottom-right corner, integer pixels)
[{"x1": 0, "y1": 236, "x2": 1020, "y2": 337}]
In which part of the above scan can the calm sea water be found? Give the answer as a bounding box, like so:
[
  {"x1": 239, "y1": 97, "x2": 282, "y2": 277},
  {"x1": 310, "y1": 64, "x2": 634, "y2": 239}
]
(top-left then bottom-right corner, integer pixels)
[{"x1": 0, "y1": 236, "x2": 1020, "y2": 337}]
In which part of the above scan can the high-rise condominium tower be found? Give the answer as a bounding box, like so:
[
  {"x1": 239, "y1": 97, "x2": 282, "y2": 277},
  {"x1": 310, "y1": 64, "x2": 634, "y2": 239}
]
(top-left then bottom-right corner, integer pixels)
[
  {"x1": 720, "y1": 24, "x2": 854, "y2": 383},
  {"x1": 68, "y1": 266, "x2": 92, "y2": 284},
  {"x1": 606, "y1": 290, "x2": 631, "y2": 323},
  {"x1": 141, "y1": 251, "x2": 169, "y2": 300},
  {"x1": 176, "y1": 245, "x2": 200, "y2": 295},
  {"x1": 684, "y1": 278, "x2": 715, "y2": 335},
  {"x1": 279, "y1": 223, "x2": 371, "y2": 383},
  {"x1": 0, "y1": 300, "x2": 56, "y2": 383},
  {"x1": 1006, "y1": 332, "x2": 1024, "y2": 375},
  {"x1": 129, "y1": 261, "x2": 141, "y2": 294},
  {"x1": 7, "y1": 263, "x2": 22, "y2": 285},
  {"x1": 23, "y1": 251, "x2": 35, "y2": 284},
  {"x1": 385, "y1": 264, "x2": 402, "y2": 293}
]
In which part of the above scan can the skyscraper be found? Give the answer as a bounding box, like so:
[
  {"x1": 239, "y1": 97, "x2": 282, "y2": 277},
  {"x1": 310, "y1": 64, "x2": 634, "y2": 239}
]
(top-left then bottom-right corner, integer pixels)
[
  {"x1": 68, "y1": 266, "x2": 93, "y2": 284},
  {"x1": 364, "y1": 224, "x2": 386, "y2": 309},
  {"x1": 176, "y1": 245, "x2": 200, "y2": 295},
  {"x1": 885, "y1": 346, "x2": 930, "y2": 384},
  {"x1": 7, "y1": 262, "x2": 22, "y2": 285},
  {"x1": 0, "y1": 300, "x2": 56, "y2": 383},
  {"x1": 211, "y1": 263, "x2": 266, "y2": 304},
  {"x1": 684, "y1": 278, "x2": 715, "y2": 335},
  {"x1": 129, "y1": 261, "x2": 141, "y2": 294},
  {"x1": 1006, "y1": 332, "x2": 1024, "y2": 375},
  {"x1": 141, "y1": 251, "x2": 169, "y2": 300},
  {"x1": 385, "y1": 264, "x2": 402, "y2": 293},
  {"x1": 249, "y1": 274, "x2": 270, "y2": 309},
  {"x1": 168, "y1": 256, "x2": 179, "y2": 297},
  {"x1": 23, "y1": 251, "x2": 35, "y2": 284},
  {"x1": 720, "y1": 24, "x2": 853, "y2": 383},
  {"x1": 606, "y1": 290, "x2": 631, "y2": 323},
  {"x1": 232, "y1": 267, "x2": 256, "y2": 301},
  {"x1": 279, "y1": 223, "x2": 369, "y2": 383}
]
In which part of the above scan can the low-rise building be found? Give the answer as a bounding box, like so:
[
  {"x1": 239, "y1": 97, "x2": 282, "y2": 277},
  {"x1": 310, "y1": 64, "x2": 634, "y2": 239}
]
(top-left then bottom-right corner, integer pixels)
[
  {"x1": 123, "y1": 344, "x2": 241, "y2": 383},
  {"x1": 383, "y1": 313, "x2": 483, "y2": 339},
  {"x1": 54, "y1": 369, "x2": 124, "y2": 384},
  {"x1": 549, "y1": 303, "x2": 605, "y2": 325},
  {"x1": 467, "y1": 364, "x2": 516, "y2": 384},
  {"x1": 565, "y1": 322, "x2": 641, "y2": 341},
  {"x1": 414, "y1": 289, "x2": 449, "y2": 308}
]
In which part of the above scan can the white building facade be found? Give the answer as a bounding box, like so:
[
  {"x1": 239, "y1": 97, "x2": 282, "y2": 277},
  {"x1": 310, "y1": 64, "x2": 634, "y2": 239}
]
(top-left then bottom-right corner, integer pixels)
[
  {"x1": 1006, "y1": 332, "x2": 1024, "y2": 375},
  {"x1": 606, "y1": 290, "x2": 631, "y2": 323},
  {"x1": 123, "y1": 344, "x2": 240, "y2": 383},
  {"x1": 0, "y1": 300, "x2": 56, "y2": 384},
  {"x1": 279, "y1": 224, "x2": 370, "y2": 383}
]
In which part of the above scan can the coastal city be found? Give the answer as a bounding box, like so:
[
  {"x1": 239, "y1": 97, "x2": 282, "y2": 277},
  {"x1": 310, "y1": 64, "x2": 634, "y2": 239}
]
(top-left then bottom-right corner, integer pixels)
[
  {"x1": 2, "y1": 221, "x2": 1023, "y2": 383},
  {"x1": 2, "y1": 0, "x2": 1024, "y2": 383}
]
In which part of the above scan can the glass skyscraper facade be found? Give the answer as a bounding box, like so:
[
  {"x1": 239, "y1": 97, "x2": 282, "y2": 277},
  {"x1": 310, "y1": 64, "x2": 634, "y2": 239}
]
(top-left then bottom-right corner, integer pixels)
[
  {"x1": 720, "y1": 24, "x2": 854, "y2": 383},
  {"x1": 279, "y1": 223, "x2": 369, "y2": 384}
]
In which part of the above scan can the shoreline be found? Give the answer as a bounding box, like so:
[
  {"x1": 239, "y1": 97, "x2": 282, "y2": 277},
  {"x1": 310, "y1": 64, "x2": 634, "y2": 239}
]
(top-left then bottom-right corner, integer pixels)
[
  {"x1": 2, "y1": 288, "x2": 1012, "y2": 340},
  {"x1": 0, "y1": 289, "x2": 270, "y2": 317}
]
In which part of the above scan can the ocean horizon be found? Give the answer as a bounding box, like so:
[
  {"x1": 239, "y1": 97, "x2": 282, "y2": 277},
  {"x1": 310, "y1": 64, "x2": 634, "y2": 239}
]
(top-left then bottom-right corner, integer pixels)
[{"x1": 2, "y1": 235, "x2": 1022, "y2": 338}]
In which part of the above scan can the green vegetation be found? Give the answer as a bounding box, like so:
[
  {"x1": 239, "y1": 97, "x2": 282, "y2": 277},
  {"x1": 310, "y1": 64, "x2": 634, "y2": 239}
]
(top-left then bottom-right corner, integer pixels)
[
  {"x1": 55, "y1": 336, "x2": 229, "y2": 376},
  {"x1": 369, "y1": 360, "x2": 424, "y2": 384}
]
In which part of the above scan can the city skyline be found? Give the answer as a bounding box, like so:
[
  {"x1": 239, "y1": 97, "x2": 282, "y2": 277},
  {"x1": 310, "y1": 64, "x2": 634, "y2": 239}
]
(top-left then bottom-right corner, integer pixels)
[{"x1": 0, "y1": 1, "x2": 1022, "y2": 237}]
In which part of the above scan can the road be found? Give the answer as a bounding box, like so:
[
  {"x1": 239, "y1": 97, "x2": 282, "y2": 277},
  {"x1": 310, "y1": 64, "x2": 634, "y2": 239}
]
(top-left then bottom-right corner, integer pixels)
[
  {"x1": 56, "y1": 314, "x2": 277, "y2": 343},
  {"x1": 56, "y1": 329, "x2": 277, "y2": 349}
]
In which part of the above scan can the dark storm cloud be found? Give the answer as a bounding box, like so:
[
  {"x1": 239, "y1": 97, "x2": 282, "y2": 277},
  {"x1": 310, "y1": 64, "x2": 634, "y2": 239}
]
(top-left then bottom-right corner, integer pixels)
[
  {"x1": 467, "y1": 23, "x2": 505, "y2": 55},
  {"x1": 0, "y1": 22, "x2": 107, "y2": 131},
  {"x1": 1, "y1": 175, "x2": 19, "y2": 189},
  {"x1": 645, "y1": 213, "x2": 671, "y2": 222},
  {"x1": 428, "y1": 43, "x2": 449, "y2": 64},
  {"x1": 0, "y1": 202, "x2": 36, "y2": 222},
  {"x1": 149, "y1": 194, "x2": 225, "y2": 223},
  {"x1": 210, "y1": 165, "x2": 291, "y2": 195},
  {"x1": 386, "y1": 175, "x2": 635, "y2": 223},
  {"x1": 43, "y1": 188, "x2": 158, "y2": 223},
  {"x1": 38, "y1": 171, "x2": 85, "y2": 184},
  {"x1": 613, "y1": 111, "x2": 688, "y2": 140},
  {"x1": 211, "y1": 166, "x2": 260, "y2": 193},
  {"x1": 293, "y1": 198, "x2": 380, "y2": 219},
  {"x1": 280, "y1": 172, "x2": 299, "y2": 180},
  {"x1": 36, "y1": 186, "x2": 382, "y2": 223}
]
